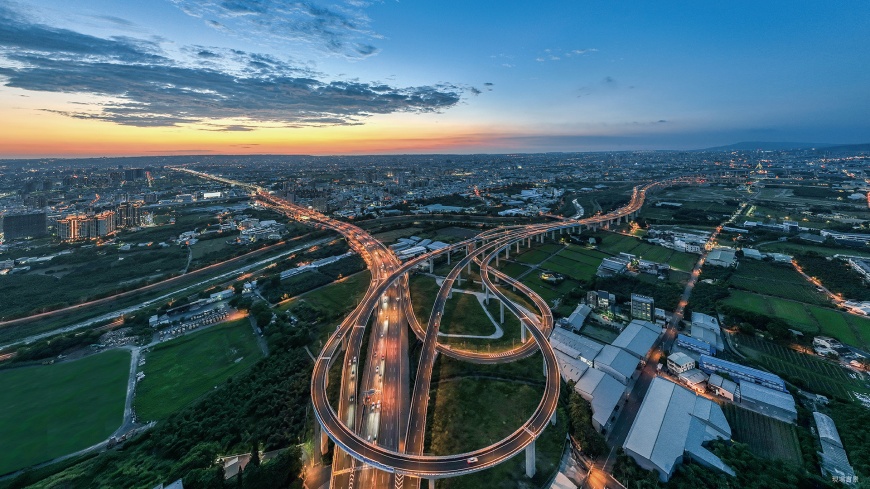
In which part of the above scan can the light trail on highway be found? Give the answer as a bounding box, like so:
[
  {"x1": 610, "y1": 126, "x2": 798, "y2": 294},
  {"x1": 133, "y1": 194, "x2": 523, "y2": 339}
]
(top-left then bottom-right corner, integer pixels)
[{"x1": 176, "y1": 167, "x2": 701, "y2": 486}]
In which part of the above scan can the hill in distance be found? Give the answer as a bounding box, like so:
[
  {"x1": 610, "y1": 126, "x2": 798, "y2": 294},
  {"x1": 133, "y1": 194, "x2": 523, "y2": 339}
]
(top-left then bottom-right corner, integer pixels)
[{"x1": 701, "y1": 141, "x2": 838, "y2": 151}]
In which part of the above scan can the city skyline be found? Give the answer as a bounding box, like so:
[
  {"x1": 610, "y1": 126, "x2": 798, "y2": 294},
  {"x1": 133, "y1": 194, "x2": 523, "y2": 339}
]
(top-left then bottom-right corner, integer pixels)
[{"x1": 1, "y1": 1, "x2": 869, "y2": 157}]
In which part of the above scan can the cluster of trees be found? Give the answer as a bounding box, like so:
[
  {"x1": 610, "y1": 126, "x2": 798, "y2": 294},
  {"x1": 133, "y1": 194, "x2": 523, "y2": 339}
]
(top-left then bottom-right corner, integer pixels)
[
  {"x1": 719, "y1": 304, "x2": 793, "y2": 340},
  {"x1": 797, "y1": 255, "x2": 870, "y2": 301},
  {"x1": 7, "y1": 329, "x2": 104, "y2": 364},
  {"x1": 595, "y1": 275, "x2": 683, "y2": 311},
  {"x1": 613, "y1": 441, "x2": 838, "y2": 489},
  {"x1": 565, "y1": 389, "x2": 607, "y2": 457},
  {"x1": 5, "y1": 319, "x2": 317, "y2": 489},
  {"x1": 828, "y1": 400, "x2": 870, "y2": 484}
]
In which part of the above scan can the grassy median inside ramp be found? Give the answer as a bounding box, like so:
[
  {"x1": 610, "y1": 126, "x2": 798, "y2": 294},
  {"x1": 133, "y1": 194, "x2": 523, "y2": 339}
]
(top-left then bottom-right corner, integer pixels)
[
  {"x1": 134, "y1": 318, "x2": 262, "y2": 421},
  {"x1": 0, "y1": 349, "x2": 130, "y2": 475}
]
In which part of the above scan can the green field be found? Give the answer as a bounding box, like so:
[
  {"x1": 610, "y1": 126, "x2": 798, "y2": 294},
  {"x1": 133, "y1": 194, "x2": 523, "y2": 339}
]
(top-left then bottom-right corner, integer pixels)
[
  {"x1": 514, "y1": 249, "x2": 552, "y2": 265},
  {"x1": 426, "y1": 377, "x2": 566, "y2": 489},
  {"x1": 0, "y1": 350, "x2": 130, "y2": 475},
  {"x1": 723, "y1": 404, "x2": 802, "y2": 464},
  {"x1": 729, "y1": 261, "x2": 827, "y2": 305},
  {"x1": 135, "y1": 319, "x2": 263, "y2": 420},
  {"x1": 498, "y1": 262, "x2": 531, "y2": 279},
  {"x1": 736, "y1": 335, "x2": 865, "y2": 400},
  {"x1": 281, "y1": 271, "x2": 371, "y2": 313},
  {"x1": 724, "y1": 290, "x2": 819, "y2": 332},
  {"x1": 757, "y1": 241, "x2": 870, "y2": 259},
  {"x1": 724, "y1": 290, "x2": 870, "y2": 349}
]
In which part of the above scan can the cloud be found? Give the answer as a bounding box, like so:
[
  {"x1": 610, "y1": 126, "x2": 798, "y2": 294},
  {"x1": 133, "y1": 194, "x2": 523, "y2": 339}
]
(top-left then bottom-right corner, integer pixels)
[
  {"x1": 169, "y1": 0, "x2": 382, "y2": 59},
  {"x1": 537, "y1": 48, "x2": 597, "y2": 62},
  {"x1": 0, "y1": 4, "x2": 463, "y2": 128}
]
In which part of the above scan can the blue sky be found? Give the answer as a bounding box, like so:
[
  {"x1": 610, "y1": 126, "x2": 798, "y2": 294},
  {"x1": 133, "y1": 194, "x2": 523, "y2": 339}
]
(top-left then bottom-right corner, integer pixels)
[{"x1": 1, "y1": 0, "x2": 868, "y2": 156}]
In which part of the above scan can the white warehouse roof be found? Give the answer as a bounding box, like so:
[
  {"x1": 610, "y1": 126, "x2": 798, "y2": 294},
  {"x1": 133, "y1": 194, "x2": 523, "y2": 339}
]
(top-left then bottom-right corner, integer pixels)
[
  {"x1": 612, "y1": 320, "x2": 659, "y2": 359},
  {"x1": 623, "y1": 377, "x2": 733, "y2": 482}
]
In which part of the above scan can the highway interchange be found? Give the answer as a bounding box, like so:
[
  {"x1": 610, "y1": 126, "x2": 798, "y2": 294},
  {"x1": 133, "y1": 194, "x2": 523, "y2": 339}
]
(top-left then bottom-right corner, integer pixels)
[{"x1": 179, "y1": 168, "x2": 695, "y2": 488}]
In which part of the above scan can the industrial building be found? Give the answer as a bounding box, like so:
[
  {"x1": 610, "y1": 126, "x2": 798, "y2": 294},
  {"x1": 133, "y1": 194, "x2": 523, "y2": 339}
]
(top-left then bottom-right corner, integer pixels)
[
  {"x1": 630, "y1": 293, "x2": 655, "y2": 321},
  {"x1": 564, "y1": 303, "x2": 592, "y2": 331},
  {"x1": 698, "y1": 355, "x2": 787, "y2": 392},
  {"x1": 611, "y1": 319, "x2": 659, "y2": 359},
  {"x1": 813, "y1": 412, "x2": 858, "y2": 485},
  {"x1": 676, "y1": 333, "x2": 716, "y2": 356},
  {"x1": 593, "y1": 345, "x2": 639, "y2": 385},
  {"x1": 690, "y1": 312, "x2": 724, "y2": 352},
  {"x1": 738, "y1": 381, "x2": 797, "y2": 423},
  {"x1": 707, "y1": 374, "x2": 738, "y2": 401},
  {"x1": 549, "y1": 327, "x2": 604, "y2": 367},
  {"x1": 623, "y1": 377, "x2": 734, "y2": 482},
  {"x1": 573, "y1": 368, "x2": 626, "y2": 434}
]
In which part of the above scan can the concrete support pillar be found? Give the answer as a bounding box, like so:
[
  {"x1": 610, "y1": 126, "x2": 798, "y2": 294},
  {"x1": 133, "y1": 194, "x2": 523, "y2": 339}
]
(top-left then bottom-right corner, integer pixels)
[
  {"x1": 521, "y1": 322, "x2": 527, "y2": 343},
  {"x1": 496, "y1": 254, "x2": 499, "y2": 267},
  {"x1": 500, "y1": 300, "x2": 505, "y2": 324},
  {"x1": 544, "y1": 355, "x2": 548, "y2": 377},
  {"x1": 516, "y1": 241, "x2": 520, "y2": 253},
  {"x1": 429, "y1": 259, "x2": 434, "y2": 274},
  {"x1": 484, "y1": 286, "x2": 490, "y2": 305},
  {"x1": 320, "y1": 423, "x2": 329, "y2": 455},
  {"x1": 447, "y1": 251, "x2": 450, "y2": 265},
  {"x1": 505, "y1": 247, "x2": 509, "y2": 259},
  {"x1": 428, "y1": 478, "x2": 436, "y2": 489},
  {"x1": 525, "y1": 440, "x2": 536, "y2": 478},
  {"x1": 550, "y1": 409, "x2": 557, "y2": 426}
]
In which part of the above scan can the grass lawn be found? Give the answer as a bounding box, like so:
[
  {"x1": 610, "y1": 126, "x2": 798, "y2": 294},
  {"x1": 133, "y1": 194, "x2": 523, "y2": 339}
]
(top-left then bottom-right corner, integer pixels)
[
  {"x1": 372, "y1": 227, "x2": 424, "y2": 243},
  {"x1": 807, "y1": 306, "x2": 862, "y2": 348},
  {"x1": 668, "y1": 252, "x2": 699, "y2": 272},
  {"x1": 0, "y1": 350, "x2": 130, "y2": 475},
  {"x1": 498, "y1": 262, "x2": 531, "y2": 278},
  {"x1": 410, "y1": 275, "x2": 441, "y2": 325},
  {"x1": 440, "y1": 292, "x2": 497, "y2": 336},
  {"x1": 515, "y1": 249, "x2": 551, "y2": 265},
  {"x1": 724, "y1": 290, "x2": 819, "y2": 333},
  {"x1": 425, "y1": 376, "x2": 566, "y2": 489},
  {"x1": 844, "y1": 314, "x2": 870, "y2": 349},
  {"x1": 189, "y1": 236, "x2": 234, "y2": 261},
  {"x1": 135, "y1": 318, "x2": 262, "y2": 420}
]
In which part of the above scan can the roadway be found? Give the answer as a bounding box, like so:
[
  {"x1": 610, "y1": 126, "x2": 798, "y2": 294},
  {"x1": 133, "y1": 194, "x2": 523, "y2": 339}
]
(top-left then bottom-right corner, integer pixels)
[{"x1": 178, "y1": 167, "x2": 698, "y2": 483}]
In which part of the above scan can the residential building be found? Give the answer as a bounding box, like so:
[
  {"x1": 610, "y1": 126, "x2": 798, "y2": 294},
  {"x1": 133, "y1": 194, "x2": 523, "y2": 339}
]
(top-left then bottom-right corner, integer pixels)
[
  {"x1": 1, "y1": 211, "x2": 47, "y2": 240},
  {"x1": 631, "y1": 293, "x2": 655, "y2": 321},
  {"x1": 667, "y1": 352, "x2": 696, "y2": 375}
]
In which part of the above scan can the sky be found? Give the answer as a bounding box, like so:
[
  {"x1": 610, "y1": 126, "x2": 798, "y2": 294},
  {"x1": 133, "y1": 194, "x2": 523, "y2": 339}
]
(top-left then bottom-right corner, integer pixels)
[{"x1": 0, "y1": 0, "x2": 868, "y2": 157}]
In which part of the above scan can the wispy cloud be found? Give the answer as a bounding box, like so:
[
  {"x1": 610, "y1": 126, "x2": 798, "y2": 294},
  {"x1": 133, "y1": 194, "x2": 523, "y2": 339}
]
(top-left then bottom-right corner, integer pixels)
[
  {"x1": 0, "y1": 4, "x2": 464, "y2": 129},
  {"x1": 536, "y1": 48, "x2": 597, "y2": 62},
  {"x1": 169, "y1": 0, "x2": 382, "y2": 59}
]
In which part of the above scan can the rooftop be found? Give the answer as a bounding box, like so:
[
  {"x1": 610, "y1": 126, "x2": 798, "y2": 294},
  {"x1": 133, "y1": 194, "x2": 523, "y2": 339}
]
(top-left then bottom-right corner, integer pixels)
[{"x1": 623, "y1": 377, "x2": 733, "y2": 482}]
